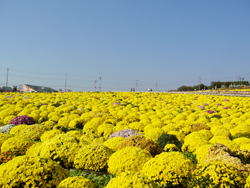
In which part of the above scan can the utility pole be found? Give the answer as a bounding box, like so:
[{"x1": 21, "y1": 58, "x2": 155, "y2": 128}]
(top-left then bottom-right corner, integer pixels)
[
  {"x1": 64, "y1": 73, "x2": 67, "y2": 92},
  {"x1": 98, "y1": 76, "x2": 102, "y2": 92},
  {"x1": 136, "y1": 80, "x2": 139, "y2": 91},
  {"x1": 6, "y1": 68, "x2": 9, "y2": 87},
  {"x1": 155, "y1": 81, "x2": 158, "y2": 91},
  {"x1": 198, "y1": 76, "x2": 202, "y2": 90},
  {"x1": 94, "y1": 80, "x2": 97, "y2": 92}
]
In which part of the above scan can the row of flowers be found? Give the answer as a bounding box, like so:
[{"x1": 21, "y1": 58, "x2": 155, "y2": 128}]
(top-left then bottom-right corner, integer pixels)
[{"x1": 0, "y1": 92, "x2": 249, "y2": 187}]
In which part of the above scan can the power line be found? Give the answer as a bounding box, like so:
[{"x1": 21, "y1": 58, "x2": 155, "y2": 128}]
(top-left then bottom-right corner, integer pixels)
[
  {"x1": 94, "y1": 80, "x2": 98, "y2": 92},
  {"x1": 136, "y1": 80, "x2": 139, "y2": 91},
  {"x1": 98, "y1": 76, "x2": 102, "y2": 92},
  {"x1": 64, "y1": 73, "x2": 67, "y2": 92},
  {"x1": 6, "y1": 68, "x2": 9, "y2": 87}
]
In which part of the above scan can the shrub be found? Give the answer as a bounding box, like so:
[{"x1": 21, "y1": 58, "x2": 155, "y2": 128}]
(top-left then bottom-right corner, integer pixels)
[
  {"x1": 0, "y1": 133, "x2": 11, "y2": 149},
  {"x1": 189, "y1": 161, "x2": 246, "y2": 188},
  {"x1": 190, "y1": 123, "x2": 210, "y2": 132},
  {"x1": 106, "y1": 172, "x2": 158, "y2": 188},
  {"x1": 144, "y1": 127, "x2": 164, "y2": 142},
  {"x1": 230, "y1": 124, "x2": 250, "y2": 138},
  {"x1": 68, "y1": 118, "x2": 84, "y2": 129},
  {"x1": 209, "y1": 136, "x2": 237, "y2": 151},
  {"x1": 69, "y1": 169, "x2": 113, "y2": 188},
  {"x1": 103, "y1": 137, "x2": 125, "y2": 151},
  {"x1": 108, "y1": 146, "x2": 152, "y2": 175},
  {"x1": 232, "y1": 149, "x2": 250, "y2": 164},
  {"x1": 82, "y1": 117, "x2": 105, "y2": 140},
  {"x1": 11, "y1": 124, "x2": 47, "y2": 141},
  {"x1": 0, "y1": 151, "x2": 15, "y2": 164},
  {"x1": 1, "y1": 136, "x2": 34, "y2": 155},
  {"x1": 0, "y1": 155, "x2": 68, "y2": 188},
  {"x1": 40, "y1": 129, "x2": 63, "y2": 141},
  {"x1": 10, "y1": 115, "x2": 35, "y2": 125},
  {"x1": 58, "y1": 176, "x2": 95, "y2": 188},
  {"x1": 66, "y1": 130, "x2": 82, "y2": 141},
  {"x1": 108, "y1": 129, "x2": 140, "y2": 139},
  {"x1": 246, "y1": 175, "x2": 250, "y2": 188},
  {"x1": 182, "y1": 130, "x2": 213, "y2": 152},
  {"x1": 74, "y1": 144, "x2": 113, "y2": 172},
  {"x1": 9, "y1": 124, "x2": 28, "y2": 135},
  {"x1": 157, "y1": 134, "x2": 182, "y2": 149},
  {"x1": 26, "y1": 134, "x2": 79, "y2": 168},
  {"x1": 142, "y1": 152, "x2": 194, "y2": 187},
  {"x1": 211, "y1": 126, "x2": 231, "y2": 137},
  {"x1": 118, "y1": 135, "x2": 162, "y2": 156},
  {"x1": 97, "y1": 123, "x2": 114, "y2": 139}
]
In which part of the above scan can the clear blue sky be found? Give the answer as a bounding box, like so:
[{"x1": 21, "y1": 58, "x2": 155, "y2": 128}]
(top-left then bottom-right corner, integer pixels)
[{"x1": 0, "y1": 0, "x2": 250, "y2": 91}]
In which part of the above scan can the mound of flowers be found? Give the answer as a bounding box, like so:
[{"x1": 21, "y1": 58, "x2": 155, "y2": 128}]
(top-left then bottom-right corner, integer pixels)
[
  {"x1": 0, "y1": 155, "x2": 68, "y2": 187},
  {"x1": 0, "y1": 92, "x2": 249, "y2": 187}
]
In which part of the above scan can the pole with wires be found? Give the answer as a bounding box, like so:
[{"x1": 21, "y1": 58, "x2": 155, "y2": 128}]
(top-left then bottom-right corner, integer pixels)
[
  {"x1": 6, "y1": 68, "x2": 9, "y2": 87},
  {"x1": 64, "y1": 73, "x2": 67, "y2": 92}
]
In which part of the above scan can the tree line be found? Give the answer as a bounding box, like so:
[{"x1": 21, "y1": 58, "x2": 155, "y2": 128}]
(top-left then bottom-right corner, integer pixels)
[{"x1": 177, "y1": 81, "x2": 250, "y2": 91}]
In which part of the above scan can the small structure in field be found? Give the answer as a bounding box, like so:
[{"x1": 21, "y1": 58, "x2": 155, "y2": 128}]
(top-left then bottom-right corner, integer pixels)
[{"x1": 20, "y1": 84, "x2": 57, "y2": 92}]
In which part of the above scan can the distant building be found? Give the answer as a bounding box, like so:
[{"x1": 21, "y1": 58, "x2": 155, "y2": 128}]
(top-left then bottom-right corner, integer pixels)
[
  {"x1": 0, "y1": 86, "x2": 13, "y2": 92},
  {"x1": 20, "y1": 84, "x2": 57, "y2": 93}
]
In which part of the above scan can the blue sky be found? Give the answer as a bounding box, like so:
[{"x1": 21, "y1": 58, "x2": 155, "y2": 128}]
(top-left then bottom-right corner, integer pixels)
[{"x1": 0, "y1": 0, "x2": 250, "y2": 91}]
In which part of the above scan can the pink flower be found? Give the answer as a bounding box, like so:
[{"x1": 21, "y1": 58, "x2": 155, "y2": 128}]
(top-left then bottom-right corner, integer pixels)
[{"x1": 206, "y1": 110, "x2": 215, "y2": 114}]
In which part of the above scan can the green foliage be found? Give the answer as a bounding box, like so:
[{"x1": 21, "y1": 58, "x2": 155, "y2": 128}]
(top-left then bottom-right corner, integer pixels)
[
  {"x1": 183, "y1": 151, "x2": 198, "y2": 164},
  {"x1": 106, "y1": 172, "x2": 158, "y2": 188},
  {"x1": 69, "y1": 169, "x2": 113, "y2": 188},
  {"x1": 58, "y1": 176, "x2": 96, "y2": 188},
  {"x1": 157, "y1": 134, "x2": 182, "y2": 149}
]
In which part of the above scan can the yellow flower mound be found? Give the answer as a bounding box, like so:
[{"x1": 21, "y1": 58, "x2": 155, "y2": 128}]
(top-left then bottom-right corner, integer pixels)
[
  {"x1": 106, "y1": 172, "x2": 157, "y2": 188},
  {"x1": 40, "y1": 129, "x2": 63, "y2": 141},
  {"x1": 1, "y1": 136, "x2": 34, "y2": 155},
  {"x1": 163, "y1": 143, "x2": 180, "y2": 152},
  {"x1": 211, "y1": 126, "x2": 231, "y2": 137},
  {"x1": 118, "y1": 135, "x2": 162, "y2": 156},
  {"x1": 74, "y1": 144, "x2": 113, "y2": 171},
  {"x1": 103, "y1": 137, "x2": 125, "y2": 151},
  {"x1": 190, "y1": 161, "x2": 246, "y2": 188},
  {"x1": 209, "y1": 136, "x2": 237, "y2": 151},
  {"x1": 230, "y1": 124, "x2": 250, "y2": 138},
  {"x1": 144, "y1": 127, "x2": 164, "y2": 142},
  {"x1": 246, "y1": 175, "x2": 250, "y2": 188},
  {"x1": 141, "y1": 152, "x2": 194, "y2": 186},
  {"x1": 0, "y1": 155, "x2": 68, "y2": 188},
  {"x1": 11, "y1": 124, "x2": 47, "y2": 141},
  {"x1": 108, "y1": 146, "x2": 152, "y2": 175},
  {"x1": 97, "y1": 123, "x2": 114, "y2": 139},
  {"x1": 26, "y1": 134, "x2": 79, "y2": 168},
  {"x1": 9, "y1": 124, "x2": 28, "y2": 135},
  {"x1": 0, "y1": 133, "x2": 11, "y2": 149},
  {"x1": 58, "y1": 176, "x2": 95, "y2": 188},
  {"x1": 68, "y1": 118, "x2": 84, "y2": 129},
  {"x1": 182, "y1": 130, "x2": 213, "y2": 152}
]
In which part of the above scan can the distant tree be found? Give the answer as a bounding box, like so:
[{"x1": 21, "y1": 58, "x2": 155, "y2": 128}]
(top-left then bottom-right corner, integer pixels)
[
  {"x1": 193, "y1": 84, "x2": 208, "y2": 90},
  {"x1": 177, "y1": 86, "x2": 194, "y2": 91}
]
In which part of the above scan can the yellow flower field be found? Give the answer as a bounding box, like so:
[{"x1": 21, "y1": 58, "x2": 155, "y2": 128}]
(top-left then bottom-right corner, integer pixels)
[{"x1": 0, "y1": 92, "x2": 249, "y2": 187}]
